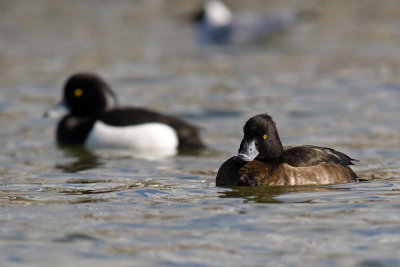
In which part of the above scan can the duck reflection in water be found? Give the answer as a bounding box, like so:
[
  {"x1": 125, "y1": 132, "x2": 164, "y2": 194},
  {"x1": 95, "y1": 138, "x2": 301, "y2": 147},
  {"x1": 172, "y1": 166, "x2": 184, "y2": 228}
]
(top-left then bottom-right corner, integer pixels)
[
  {"x1": 56, "y1": 146, "x2": 103, "y2": 173},
  {"x1": 218, "y1": 185, "x2": 345, "y2": 204}
]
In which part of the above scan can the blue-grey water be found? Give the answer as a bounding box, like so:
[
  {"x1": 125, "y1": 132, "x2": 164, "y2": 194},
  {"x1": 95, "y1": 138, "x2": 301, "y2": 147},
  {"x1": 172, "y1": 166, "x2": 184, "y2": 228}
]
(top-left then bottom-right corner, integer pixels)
[{"x1": 1, "y1": 1, "x2": 400, "y2": 266}]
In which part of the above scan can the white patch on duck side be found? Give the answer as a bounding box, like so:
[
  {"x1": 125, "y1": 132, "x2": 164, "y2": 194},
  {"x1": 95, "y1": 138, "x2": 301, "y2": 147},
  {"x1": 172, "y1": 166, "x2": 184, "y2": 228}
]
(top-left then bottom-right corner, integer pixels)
[
  {"x1": 205, "y1": 0, "x2": 233, "y2": 26},
  {"x1": 85, "y1": 121, "x2": 178, "y2": 158}
]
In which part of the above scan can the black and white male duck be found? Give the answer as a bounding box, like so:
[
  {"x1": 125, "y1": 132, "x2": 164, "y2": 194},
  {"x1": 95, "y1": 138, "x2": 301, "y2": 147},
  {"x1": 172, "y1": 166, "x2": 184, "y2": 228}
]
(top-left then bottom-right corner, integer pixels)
[
  {"x1": 193, "y1": 0, "x2": 300, "y2": 45},
  {"x1": 216, "y1": 113, "x2": 358, "y2": 186},
  {"x1": 44, "y1": 73, "x2": 206, "y2": 157}
]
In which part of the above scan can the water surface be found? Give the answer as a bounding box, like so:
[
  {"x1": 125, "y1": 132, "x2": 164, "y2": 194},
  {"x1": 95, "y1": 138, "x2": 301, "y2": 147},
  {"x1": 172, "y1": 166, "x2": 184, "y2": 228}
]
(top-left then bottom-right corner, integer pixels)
[{"x1": 0, "y1": 0, "x2": 400, "y2": 266}]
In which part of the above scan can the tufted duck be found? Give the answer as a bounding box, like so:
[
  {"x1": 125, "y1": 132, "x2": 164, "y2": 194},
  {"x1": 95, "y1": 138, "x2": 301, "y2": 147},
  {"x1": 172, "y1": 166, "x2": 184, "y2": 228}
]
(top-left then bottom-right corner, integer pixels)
[
  {"x1": 216, "y1": 113, "x2": 358, "y2": 186},
  {"x1": 44, "y1": 73, "x2": 206, "y2": 157}
]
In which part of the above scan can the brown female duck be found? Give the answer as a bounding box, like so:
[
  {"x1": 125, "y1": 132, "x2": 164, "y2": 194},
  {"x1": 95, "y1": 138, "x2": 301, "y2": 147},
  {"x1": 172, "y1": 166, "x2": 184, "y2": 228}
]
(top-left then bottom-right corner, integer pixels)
[{"x1": 216, "y1": 113, "x2": 358, "y2": 186}]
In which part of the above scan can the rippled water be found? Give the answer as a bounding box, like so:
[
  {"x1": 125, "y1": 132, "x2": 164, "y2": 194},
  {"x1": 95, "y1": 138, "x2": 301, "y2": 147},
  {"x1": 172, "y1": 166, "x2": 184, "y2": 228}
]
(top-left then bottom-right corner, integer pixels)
[{"x1": 1, "y1": 0, "x2": 400, "y2": 266}]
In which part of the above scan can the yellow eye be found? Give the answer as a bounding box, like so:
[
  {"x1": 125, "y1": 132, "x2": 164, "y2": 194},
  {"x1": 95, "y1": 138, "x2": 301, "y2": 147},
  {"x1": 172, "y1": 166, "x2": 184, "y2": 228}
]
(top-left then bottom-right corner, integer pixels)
[
  {"x1": 74, "y1": 88, "x2": 83, "y2": 97},
  {"x1": 263, "y1": 134, "x2": 268, "y2": 140}
]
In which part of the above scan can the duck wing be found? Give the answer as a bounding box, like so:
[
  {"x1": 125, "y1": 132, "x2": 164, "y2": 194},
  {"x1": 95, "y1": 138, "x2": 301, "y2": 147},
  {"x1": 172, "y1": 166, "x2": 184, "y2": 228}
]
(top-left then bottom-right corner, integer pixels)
[{"x1": 280, "y1": 145, "x2": 357, "y2": 167}]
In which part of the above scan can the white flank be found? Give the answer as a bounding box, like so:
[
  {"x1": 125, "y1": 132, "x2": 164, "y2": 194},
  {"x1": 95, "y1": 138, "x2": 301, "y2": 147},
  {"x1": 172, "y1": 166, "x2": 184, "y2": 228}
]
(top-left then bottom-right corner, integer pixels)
[
  {"x1": 85, "y1": 121, "x2": 178, "y2": 159},
  {"x1": 205, "y1": 0, "x2": 232, "y2": 26}
]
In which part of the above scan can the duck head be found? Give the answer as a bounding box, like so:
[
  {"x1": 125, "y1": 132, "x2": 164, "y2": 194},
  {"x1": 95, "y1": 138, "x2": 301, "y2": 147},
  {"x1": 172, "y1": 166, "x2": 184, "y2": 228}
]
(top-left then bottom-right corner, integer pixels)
[
  {"x1": 236, "y1": 113, "x2": 284, "y2": 161},
  {"x1": 44, "y1": 73, "x2": 117, "y2": 118}
]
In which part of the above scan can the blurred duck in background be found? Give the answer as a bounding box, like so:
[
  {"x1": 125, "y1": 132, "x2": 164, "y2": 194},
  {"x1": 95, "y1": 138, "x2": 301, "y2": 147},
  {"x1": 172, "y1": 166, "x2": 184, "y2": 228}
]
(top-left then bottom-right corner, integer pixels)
[
  {"x1": 44, "y1": 73, "x2": 206, "y2": 159},
  {"x1": 193, "y1": 0, "x2": 309, "y2": 45}
]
